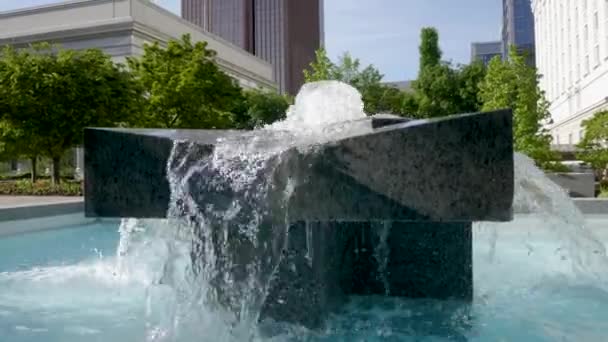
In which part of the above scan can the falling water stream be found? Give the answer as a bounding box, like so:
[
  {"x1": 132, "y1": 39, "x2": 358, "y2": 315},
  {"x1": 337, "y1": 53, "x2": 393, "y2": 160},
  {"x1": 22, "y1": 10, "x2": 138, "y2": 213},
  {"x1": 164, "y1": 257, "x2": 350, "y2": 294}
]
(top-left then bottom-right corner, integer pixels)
[{"x1": 1, "y1": 81, "x2": 608, "y2": 341}]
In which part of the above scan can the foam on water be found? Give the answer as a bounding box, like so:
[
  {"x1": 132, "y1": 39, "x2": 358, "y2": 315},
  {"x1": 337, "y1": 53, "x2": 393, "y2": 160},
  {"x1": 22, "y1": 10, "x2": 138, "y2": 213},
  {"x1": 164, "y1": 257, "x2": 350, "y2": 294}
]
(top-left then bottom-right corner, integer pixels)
[
  {"x1": 2, "y1": 81, "x2": 608, "y2": 341},
  {"x1": 269, "y1": 80, "x2": 366, "y2": 131}
]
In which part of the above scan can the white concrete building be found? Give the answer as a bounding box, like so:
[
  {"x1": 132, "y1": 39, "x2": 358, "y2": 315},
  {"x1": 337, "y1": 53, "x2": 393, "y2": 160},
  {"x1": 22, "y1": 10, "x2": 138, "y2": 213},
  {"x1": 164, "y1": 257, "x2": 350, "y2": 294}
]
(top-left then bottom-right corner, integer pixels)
[
  {"x1": 0, "y1": 0, "x2": 275, "y2": 90},
  {"x1": 533, "y1": 0, "x2": 608, "y2": 146}
]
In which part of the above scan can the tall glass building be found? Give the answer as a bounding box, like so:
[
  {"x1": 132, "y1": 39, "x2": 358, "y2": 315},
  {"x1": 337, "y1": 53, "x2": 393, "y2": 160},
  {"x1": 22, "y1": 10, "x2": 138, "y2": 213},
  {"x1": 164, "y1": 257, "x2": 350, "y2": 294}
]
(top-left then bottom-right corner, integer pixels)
[
  {"x1": 182, "y1": 0, "x2": 323, "y2": 95},
  {"x1": 470, "y1": 41, "x2": 503, "y2": 65},
  {"x1": 502, "y1": 0, "x2": 536, "y2": 65}
]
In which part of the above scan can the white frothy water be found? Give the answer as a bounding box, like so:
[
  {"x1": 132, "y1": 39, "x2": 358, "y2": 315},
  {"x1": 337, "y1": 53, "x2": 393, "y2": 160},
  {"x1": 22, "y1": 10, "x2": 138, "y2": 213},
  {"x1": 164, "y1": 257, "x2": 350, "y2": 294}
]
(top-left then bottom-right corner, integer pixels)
[
  {"x1": 269, "y1": 81, "x2": 366, "y2": 132},
  {"x1": 132, "y1": 81, "x2": 372, "y2": 340}
]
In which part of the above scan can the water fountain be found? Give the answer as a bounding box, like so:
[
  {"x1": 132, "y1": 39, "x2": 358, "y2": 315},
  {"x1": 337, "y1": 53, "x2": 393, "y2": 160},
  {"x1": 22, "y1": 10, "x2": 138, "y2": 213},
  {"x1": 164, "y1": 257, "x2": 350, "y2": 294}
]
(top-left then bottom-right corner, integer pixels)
[
  {"x1": 84, "y1": 81, "x2": 514, "y2": 330},
  {"x1": 2, "y1": 81, "x2": 608, "y2": 341}
]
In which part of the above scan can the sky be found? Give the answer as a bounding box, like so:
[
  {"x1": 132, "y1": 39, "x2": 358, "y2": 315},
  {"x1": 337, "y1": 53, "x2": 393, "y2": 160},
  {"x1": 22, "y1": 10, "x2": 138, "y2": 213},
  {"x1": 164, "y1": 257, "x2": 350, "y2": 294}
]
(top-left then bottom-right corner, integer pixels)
[{"x1": 0, "y1": 0, "x2": 502, "y2": 82}]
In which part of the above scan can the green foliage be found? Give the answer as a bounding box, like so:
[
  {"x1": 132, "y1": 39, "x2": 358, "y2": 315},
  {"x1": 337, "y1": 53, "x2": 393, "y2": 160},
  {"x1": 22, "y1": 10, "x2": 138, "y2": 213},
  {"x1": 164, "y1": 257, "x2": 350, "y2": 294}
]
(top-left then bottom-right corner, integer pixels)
[
  {"x1": 577, "y1": 110, "x2": 608, "y2": 177},
  {"x1": 480, "y1": 47, "x2": 560, "y2": 169},
  {"x1": 457, "y1": 60, "x2": 487, "y2": 113},
  {"x1": 303, "y1": 48, "x2": 335, "y2": 82},
  {"x1": 127, "y1": 34, "x2": 243, "y2": 129},
  {"x1": 0, "y1": 44, "x2": 139, "y2": 183},
  {"x1": 413, "y1": 62, "x2": 462, "y2": 118},
  {"x1": 0, "y1": 179, "x2": 82, "y2": 196},
  {"x1": 419, "y1": 27, "x2": 442, "y2": 70},
  {"x1": 303, "y1": 49, "x2": 416, "y2": 115},
  {"x1": 0, "y1": 121, "x2": 38, "y2": 161},
  {"x1": 413, "y1": 28, "x2": 486, "y2": 118},
  {"x1": 236, "y1": 89, "x2": 292, "y2": 129}
]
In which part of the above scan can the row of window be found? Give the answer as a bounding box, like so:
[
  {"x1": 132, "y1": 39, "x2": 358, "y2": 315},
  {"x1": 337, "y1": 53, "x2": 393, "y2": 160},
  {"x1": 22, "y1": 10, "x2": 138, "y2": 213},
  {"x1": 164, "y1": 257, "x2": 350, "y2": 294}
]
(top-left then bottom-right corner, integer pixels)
[
  {"x1": 554, "y1": 130, "x2": 584, "y2": 145},
  {"x1": 536, "y1": 0, "x2": 608, "y2": 102}
]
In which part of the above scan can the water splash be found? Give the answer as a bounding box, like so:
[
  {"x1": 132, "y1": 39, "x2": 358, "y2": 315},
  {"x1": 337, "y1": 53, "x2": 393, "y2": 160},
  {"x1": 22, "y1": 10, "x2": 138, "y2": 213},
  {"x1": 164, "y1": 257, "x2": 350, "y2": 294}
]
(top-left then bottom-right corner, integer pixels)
[
  {"x1": 110, "y1": 82, "x2": 608, "y2": 340},
  {"x1": 126, "y1": 81, "x2": 372, "y2": 340},
  {"x1": 476, "y1": 153, "x2": 608, "y2": 288},
  {"x1": 268, "y1": 80, "x2": 366, "y2": 131},
  {"x1": 372, "y1": 222, "x2": 392, "y2": 296}
]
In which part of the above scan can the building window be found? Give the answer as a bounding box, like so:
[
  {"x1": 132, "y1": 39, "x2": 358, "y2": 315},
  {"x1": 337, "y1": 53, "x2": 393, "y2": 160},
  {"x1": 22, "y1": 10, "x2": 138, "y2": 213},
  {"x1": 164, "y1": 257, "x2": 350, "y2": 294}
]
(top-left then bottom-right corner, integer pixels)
[
  {"x1": 556, "y1": 135, "x2": 561, "y2": 145},
  {"x1": 576, "y1": 34, "x2": 581, "y2": 69},
  {"x1": 595, "y1": 45, "x2": 601, "y2": 66},
  {"x1": 569, "y1": 133, "x2": 573, "y2": 145},
  {"x1": 585, "y1": 55, "x2": 590, "y2": 74},
  {"x1": 594, "y1": 12, "x2": 599, "y2": 41},
  {"x1": 584, "y1": 25, "x2": 589, "y2": 53},
  {"x1": 577, "y1": 63, "x2": 581, "y2": 80},
  {"x1": 569, "y1": 44, "x2": 573, "y2": 83}
]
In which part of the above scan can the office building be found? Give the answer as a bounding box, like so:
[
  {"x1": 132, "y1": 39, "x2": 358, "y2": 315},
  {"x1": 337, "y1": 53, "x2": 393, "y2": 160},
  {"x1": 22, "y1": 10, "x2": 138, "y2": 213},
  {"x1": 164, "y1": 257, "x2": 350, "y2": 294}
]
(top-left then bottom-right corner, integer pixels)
[
  {"x1": 182, "y1": 0, "x2": 323, "y2": 94},
  {"x1": 0, "y1": 0, "x2": 275, "y2": 90},
  {"x1": 503, "y1": 0, "x2": 536, "y2": 65},
  {"x1": 471, "y1": 41, "x2": 503, "y2": 65},
  {"x1": 533, "y1": 0, "x2": 608, "y2": 146}
]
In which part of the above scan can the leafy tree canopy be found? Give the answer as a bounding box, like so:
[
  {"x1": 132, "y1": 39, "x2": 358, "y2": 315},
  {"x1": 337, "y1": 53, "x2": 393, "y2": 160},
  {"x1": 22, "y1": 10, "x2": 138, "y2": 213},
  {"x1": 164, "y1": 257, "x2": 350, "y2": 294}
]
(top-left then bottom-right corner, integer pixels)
[
  {"x1": 0, "y1": 44, "x2": 140, "y2": 183},
  {"x1": 234, "y1": 89, "x2": 292, "y2": 129},
  {"x1": 127, "y1": 34, "x2": 243, "y2": 129},
  {"x1": 418, "y1": 27, "x2": 442, "y2": 71},
  {"x1": 303, "y1": 49, "x2": 415, "y2": 115},
  {"x1": 413, "y1": 27, "x2": 486, "y2": 118},
  {"x1": 480, "y1": 47, "x2": 561, "y2": 169},
  {"x1": 577, "y1": 110, "x2": 608, "y2": 177}
]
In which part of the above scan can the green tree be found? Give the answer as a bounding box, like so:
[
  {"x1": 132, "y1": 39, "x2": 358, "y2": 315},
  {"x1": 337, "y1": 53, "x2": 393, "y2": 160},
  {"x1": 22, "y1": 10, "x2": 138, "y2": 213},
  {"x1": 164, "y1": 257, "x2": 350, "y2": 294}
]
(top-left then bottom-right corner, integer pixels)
[
  {"x1": 128, "y1": 34, "x2": 243, "y2": 129},
  {"x1": 577, "y1": 110, "x2": 608, "y2": 179},
  {"x1": 480, "y1": 48, "x2": 560, "y2": 169},
  {"x1": 303, "y1": 47, "x2": 335, "y2": 82},
  {"x1": 418, "y1": 27, "x2": 442, "y2": 71},
  {"x1": 0, "y1": 122, "x2": 40, "y2": 182},
  {"x1": 235, "y1": 89, "x2": 292, "y2": 129},
  {"x1": 303, "y1": 49, "x2": 414, "y2": 115},
  {"x1": 0, "y1": 44, "x2": 140, "y2": 184},
  {"x1": 413, "y1": 62, "x2": 462, "y2": 118},
  {"x1": 458, "y1": 60, "x2": 487, "y2": 113},
  {"x1": 413, "y1": 27, "x2": 486, "y2": 118}
]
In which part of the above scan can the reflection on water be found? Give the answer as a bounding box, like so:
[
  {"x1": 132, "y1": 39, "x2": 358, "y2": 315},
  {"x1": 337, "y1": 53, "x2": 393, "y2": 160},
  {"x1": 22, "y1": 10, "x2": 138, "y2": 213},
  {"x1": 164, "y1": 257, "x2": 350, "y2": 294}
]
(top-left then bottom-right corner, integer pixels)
[{"x1": 0, "y1": 213, "x2": 607, "y2": 341}]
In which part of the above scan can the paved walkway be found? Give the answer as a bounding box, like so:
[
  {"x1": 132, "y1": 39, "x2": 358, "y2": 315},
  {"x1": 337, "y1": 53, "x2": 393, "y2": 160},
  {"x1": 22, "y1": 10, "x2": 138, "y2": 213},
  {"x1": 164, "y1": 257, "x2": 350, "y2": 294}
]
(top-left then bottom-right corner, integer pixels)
[{"x1": 0, "y1": 196, "x2": 83, "y2": 209}]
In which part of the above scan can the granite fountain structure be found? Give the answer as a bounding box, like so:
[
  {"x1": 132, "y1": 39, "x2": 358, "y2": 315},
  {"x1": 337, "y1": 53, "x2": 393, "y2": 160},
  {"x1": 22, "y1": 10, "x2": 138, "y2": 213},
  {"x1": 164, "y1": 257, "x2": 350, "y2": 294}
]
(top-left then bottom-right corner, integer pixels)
[{"x1": 84, "y1": 82, "x2": 514, "y2": 329}]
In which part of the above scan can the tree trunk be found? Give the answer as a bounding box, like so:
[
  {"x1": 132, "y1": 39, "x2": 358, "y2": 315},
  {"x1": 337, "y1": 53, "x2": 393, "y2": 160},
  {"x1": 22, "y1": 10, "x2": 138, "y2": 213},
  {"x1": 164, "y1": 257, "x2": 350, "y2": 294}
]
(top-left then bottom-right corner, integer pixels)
[
  {"x1": 52, "y1": 156, "x2": 61, "y2": 185},
  {"x1": 30, "y1": 157, "x2": 37, "y2": 183}
]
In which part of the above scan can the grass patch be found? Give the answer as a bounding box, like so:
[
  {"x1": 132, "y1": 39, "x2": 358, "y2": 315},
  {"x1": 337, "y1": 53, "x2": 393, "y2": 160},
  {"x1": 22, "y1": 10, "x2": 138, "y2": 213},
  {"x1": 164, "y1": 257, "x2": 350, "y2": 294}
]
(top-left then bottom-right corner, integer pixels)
[{"x1": 0, "y1": 179, "x2": 82, "y2": 196}]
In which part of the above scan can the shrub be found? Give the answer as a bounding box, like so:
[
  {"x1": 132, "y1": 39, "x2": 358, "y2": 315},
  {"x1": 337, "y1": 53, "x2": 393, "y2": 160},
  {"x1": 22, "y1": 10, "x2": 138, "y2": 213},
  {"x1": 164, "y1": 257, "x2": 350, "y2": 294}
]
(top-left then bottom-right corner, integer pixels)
[{"x1": 0, "y1": 179, "x2": 82, "y2": 196}]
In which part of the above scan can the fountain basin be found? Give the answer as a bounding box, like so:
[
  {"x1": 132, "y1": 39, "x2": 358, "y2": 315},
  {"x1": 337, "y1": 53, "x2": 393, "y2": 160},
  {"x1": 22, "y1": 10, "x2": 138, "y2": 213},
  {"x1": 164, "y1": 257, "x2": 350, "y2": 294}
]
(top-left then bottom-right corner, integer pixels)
[{"x1": 84, "y1": 109, "x2": 514, "y2": 328}]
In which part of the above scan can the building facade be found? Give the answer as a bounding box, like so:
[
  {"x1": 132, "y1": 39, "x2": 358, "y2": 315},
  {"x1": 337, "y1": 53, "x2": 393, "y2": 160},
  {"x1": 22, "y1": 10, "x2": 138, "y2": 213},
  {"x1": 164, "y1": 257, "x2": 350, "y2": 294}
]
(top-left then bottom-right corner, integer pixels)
[
  {"x1": 503, "y1": 0, "x2": 536, "y2": 65},
  {"x1": 0, "y1": 0, "x2": 275, "y2": 90},
  {"x1": 470, "y1": 41, "x2": 503, "y2": 65},
  {"x1": 533, "y1": 0, "x2": 608, "y2": 146},
  {"x1": 181, "y1": 0, "x2": 323, "y2": 95}
]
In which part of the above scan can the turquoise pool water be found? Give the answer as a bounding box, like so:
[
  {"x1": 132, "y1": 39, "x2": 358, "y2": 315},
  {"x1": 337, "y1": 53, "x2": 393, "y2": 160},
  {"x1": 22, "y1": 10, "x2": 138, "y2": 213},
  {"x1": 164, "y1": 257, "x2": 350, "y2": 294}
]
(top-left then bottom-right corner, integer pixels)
[{"x1": 0, "y1": 216, "x2": 607, "y2": 341}]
